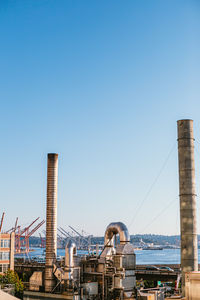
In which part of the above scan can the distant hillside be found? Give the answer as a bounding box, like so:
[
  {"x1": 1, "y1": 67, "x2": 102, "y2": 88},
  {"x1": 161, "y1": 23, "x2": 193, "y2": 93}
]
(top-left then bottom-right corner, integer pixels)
[
  {"x1": 130, "y1": 234, "x2": 180, "y2": 246},
  {"x1": 29, "y1": 234, "x2": 182, "y2": 247}
]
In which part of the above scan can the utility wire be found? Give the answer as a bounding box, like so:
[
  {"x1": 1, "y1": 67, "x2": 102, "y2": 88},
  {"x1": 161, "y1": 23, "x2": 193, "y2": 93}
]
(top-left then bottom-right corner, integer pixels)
[
  {"x1": 175, "y1": 201, "x2": 180, "y2": 261},
  {"x1": 194, "y1": 139, "x2": 200, "y2": 164},
  {"x1": 139, "y1": 197, "x2": 177, "y2": 234},
  {"x1": 194, "y1": 145, "x2": 200, "y2": 159},
  {"x1": 128, "y1": 143, "x2": 176, "y2": 229},
  {"x1": 139, "y1": 138, "x2": 200, "y2": 237},
  {"x1": 195, "y1": 139, "x2": 200, "y2": 145}
]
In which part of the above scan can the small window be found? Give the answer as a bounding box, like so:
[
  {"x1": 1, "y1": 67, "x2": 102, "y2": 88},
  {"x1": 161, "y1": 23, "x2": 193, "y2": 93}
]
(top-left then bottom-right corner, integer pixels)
[
  {"x1": 4, "y1": 240, "x2": 10, "y2": 248},
  {"x1": 2, "y1": 264, "x2": 9, "y2": 272},
  {"x1": 3, "y1": 252, "x2": 9, "y2": 260},
  {"x1": 0, "y1": 252, "x2": 10, "y2": 260}
]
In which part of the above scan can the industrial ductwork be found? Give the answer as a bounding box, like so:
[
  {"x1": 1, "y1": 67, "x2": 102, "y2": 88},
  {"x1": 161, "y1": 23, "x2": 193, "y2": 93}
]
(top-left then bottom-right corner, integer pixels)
[
  {"x1": 104, "y1": 222, "x2": 130, "y2": 245},
  {"x1": 28, "y1": 219, "x2": 136, "y2": 298},
  {"x1": 101, "y1": 222, "x2": 130, "y2": 258},
  {"x1": 65, "y1": 240, "x2": 77, "y2": 280},
  {"x1": 45, "y1": 153, "x2": 58, "y2": 292}
]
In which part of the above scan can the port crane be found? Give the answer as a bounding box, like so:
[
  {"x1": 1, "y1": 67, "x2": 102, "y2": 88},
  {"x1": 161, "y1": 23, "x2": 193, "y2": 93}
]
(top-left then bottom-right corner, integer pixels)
[
  {"x1": 39, "y1": 230, "x2": 65, "y2": 249},
  {"x1": 58, "y1": 227, "x2": 78, "y2": 247},
  {"x1": 25, "y1": 219, "x2": 45, "y2": 252},
  {"x1": 57, "y1": 227, "x2": 71, "y2": 244},
  {"x1": 15, "y1": 217, "x2": 45, "y2": 253},
  {"x1": 5, "y1": 217, "x2": 18, "y2": 234},
  {"x1": 39, "y1": 233, "x2": 46, "y2": 248},
  {"x1": 0, "y1": 212, "x2": 5, "y2": 233},
  {"x1": 69, "y1": 225, "x2": 92, "y2": 249}
]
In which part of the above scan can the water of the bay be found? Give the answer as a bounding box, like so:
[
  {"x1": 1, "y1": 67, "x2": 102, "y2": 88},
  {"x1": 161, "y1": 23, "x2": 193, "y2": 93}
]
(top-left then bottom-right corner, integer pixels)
[
  {"x1": 17, "y1": 248, "x2": 185, "y2": 265},
  {"x1": 135, "y1": 249, "x2": 180, "y2": 265}
]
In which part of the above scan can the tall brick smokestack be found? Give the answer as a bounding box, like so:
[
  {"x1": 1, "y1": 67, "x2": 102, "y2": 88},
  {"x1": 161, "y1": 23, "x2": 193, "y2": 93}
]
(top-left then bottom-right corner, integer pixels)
[{"x1": 45, "y1": 153, "x2": 58, "y2": 292}]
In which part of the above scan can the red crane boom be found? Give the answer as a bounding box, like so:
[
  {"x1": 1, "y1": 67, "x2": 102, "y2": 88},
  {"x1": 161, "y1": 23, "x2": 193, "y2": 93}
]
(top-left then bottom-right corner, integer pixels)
[{"x1": 0, "y1": 212, "x2": 5, "y2": 233}]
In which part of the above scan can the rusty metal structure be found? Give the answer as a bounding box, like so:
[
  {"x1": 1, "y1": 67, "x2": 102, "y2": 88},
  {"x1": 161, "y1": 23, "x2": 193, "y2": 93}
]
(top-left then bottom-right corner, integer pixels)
[
  {"x1": 14, "y1": 217, "x2": 44, "y2": 254},
  {"x1": 26, "y1": 153, "x2": 136, "y2": 299},
  {"x1": 45, "y1": 153, "x2": 58, "y2": 292},
  {"x1": 79, "y1": 221, "x2": 136, "y2": 299},
  {"x1": 21, "y1": 118, "x2": 200, "y2": 298},
  {"x1": 29, "y1": 221, "x2": 136, "y2": 299},
  {"x1": 24, "y1": 220, "x2": 45, "y2": 252},
  {"x1": 177, "y1": 119, "x2": 198, "y2": 296},
  {"x1": 0, "y1": 212, "x2": 5, "y2": 233}
]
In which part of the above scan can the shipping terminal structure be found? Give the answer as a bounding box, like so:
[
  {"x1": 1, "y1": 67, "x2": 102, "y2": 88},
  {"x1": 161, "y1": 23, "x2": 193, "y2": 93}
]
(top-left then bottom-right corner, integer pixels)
[
  {"x1": 22, "y1": 119, "x2": 200, "y2": 299},
  {"x1": 24, "y1": 153, "x2": 136, "y2": 300}
]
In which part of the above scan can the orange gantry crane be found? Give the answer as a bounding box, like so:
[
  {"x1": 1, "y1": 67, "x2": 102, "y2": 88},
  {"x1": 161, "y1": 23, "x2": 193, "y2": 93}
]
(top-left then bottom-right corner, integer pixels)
[
  {"x1": 5, "y1": 217, "x2": 18, "y2": 234},
  {"x1": 0, "y1": 212, "x2": 5, "y2": 233},
  {"x1": 25, "y1": 219, "x2": 45, "y2": 252},
  {"x1": 15, "y1": 218, "x2": 45, "y2": 253},
  {"x1": 1, "y1": 214, "x2": 45, "y2": 254}
]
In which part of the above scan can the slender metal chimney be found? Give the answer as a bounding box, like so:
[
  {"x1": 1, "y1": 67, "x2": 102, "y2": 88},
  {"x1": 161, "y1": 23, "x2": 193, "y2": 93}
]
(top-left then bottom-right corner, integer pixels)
[
  {"x1": 177, "y1": 120, "x2": 198, "y2": 296},
  {"x1": 45, "y1": 153, "x2": 58, "y2": 292}
]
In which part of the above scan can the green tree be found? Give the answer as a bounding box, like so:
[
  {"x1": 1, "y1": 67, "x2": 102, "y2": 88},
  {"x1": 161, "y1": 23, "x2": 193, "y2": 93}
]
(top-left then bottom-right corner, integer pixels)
[{"x1": 0, "y1": 269, "x2": 24, "y2": 299}]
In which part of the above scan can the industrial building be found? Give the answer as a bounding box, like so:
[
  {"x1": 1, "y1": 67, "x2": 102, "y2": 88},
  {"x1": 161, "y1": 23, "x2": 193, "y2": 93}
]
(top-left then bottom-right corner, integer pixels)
[
  {"x1": 24, "y1": 222, "x2": 136, "y2": 299},
  {"x1": 21, "y1": 119, "x2": 200, "y2": 299},
  {"x1": 0, "y1": 232, "x2": 15, "y2": 274},
  {"x1": 23, "y1": 154, "x2": 136, "y2": 300}
]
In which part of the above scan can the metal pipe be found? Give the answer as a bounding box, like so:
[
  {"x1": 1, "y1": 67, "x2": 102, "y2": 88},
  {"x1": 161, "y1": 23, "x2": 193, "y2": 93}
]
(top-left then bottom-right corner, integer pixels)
[
  {"x1": 65, "y1": 240, "x2": 77, "y2": 280},
  {"x1": 101, "y1": 222, "x2": 130, "y2": 257},
  {"x1": 177, "y1": 120, "x2": 198, "y2": 296},
  {"x1": 104, "y1": 222, "x2": 130, "y2": 246},
  {"x1": 45, "y1": 153, "x2": 58, "y2": 292}
]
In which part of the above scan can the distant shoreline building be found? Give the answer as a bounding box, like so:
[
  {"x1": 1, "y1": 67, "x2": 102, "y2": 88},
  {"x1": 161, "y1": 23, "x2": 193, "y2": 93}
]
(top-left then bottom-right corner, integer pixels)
[{"x1": 0, "y1": 232, "x2": 15, "y2": 274}]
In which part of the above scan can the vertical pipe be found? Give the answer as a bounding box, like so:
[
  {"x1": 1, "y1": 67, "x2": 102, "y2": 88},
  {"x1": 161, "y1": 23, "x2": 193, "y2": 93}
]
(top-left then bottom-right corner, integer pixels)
[
  {"x1": 177, "y1": 120, "x2": 198, "y2": 296},
  {"x1": 65, "y1": 241, "x2": 77, "y2": 281},
  {"x1": 45, "y1": 153, "x2": 58, "y2": 292}
]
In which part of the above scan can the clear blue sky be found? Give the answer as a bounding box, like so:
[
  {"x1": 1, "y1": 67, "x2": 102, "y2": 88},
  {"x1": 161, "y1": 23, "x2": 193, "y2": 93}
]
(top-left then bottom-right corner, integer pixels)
[{"x1": 0, "y1": 0, "x2": 200, "y2": 236}]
